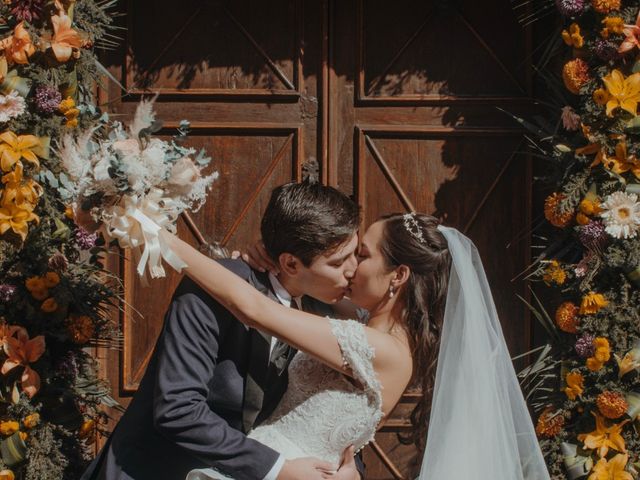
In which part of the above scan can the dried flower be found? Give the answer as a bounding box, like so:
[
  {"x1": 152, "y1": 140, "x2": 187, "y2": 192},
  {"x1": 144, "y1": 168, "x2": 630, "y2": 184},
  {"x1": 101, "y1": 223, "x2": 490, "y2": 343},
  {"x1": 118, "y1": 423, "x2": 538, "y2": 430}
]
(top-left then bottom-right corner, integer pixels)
[
  {"x1": 565, "y1": 371, "x2": 584, "y2": 400},
  {"x1": 40, "y1": 297, "x2": 58, "y2": 313},
  {"x1": 556, "y1": 301, "x2": 579, "y2": 333},
  {"x1": 556, "y1": 0, "x2": 586, "y2": 16},
  {"x1": 545, "y1": 193, "x2": 574, "y2": 227},
  {"x1": 594, "y1": 38, "x2": 620, "y2": 61},
  {"x1": 536, "y1": 408, "x2": 565, "y2": 437},
  {"x1": 0, "y1": 285, "x2": 16, "y2": 303},
  {"x1": 592, "y1": 0, "x2": 621, "y2": 14},
  {"x1": 22, "y1": 413, "x2": 39, "y2": 429},
  {"x1": 580, "y1": 292, "x2": 608, "y2": 314},
  {"x1": 597, "y1": 391, "x2": 629, "y2": 419},
  {"x1": 48, "y1": 251, "x2": 69, "y2": 271},
  {"x1": 0, "y1": 421, "x2": 18, "y2": 436},
  {"x1": 74, "y1": 227, "x2": 97, "y2": 250},
  {"x1": 579, "y1": 220, "x2": 608, "y2": 250},
  {"x1": 0, "y1": 91, "x2": 25, "y2": 123},
  {"x1": 562, "y1": 58, "x2": 590, "y2": 94},
  {"x1": 600, "y1": 191, "x2": 640, "y2": 239},
  {"x1": 587, "y1": 337, "x2": 611, "y2": 371},
  {"x1": 33, "y1": 85, "x2": 62, "y2": 115},
  {"x1": 576, "y1": 334, "x2": 596, "y2": 358},
  {"x1": 67, "y1": 315, "x2": 94, "y2": 344},
  {"x1": 9, "y1": 0, "x2": 44, "y2": 23},
  {"x1": 562, "y1": 23, "x2": 584, "y2": 48},
  {"x1": 544, "y1": 260, "x2": 567, "y2": 286},
  {"x1": 561, "y1": 106, "x2": 581, "y2": 130},
  {"x1": 43, "y1": 272, "x2": 60, "y2": 288}
]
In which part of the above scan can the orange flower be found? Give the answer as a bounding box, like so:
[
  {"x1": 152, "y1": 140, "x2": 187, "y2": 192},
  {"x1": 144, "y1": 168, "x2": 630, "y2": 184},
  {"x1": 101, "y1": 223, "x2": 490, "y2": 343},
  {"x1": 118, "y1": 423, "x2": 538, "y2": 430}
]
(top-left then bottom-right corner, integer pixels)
[
  {"x1": 49, "y1": 13, "x2": 85, "y2": 62},
  {"x1": 535, "y1": 408, "x2": 564, "y2": 438},
  {"x1": 589, "y1": 453, "x2": 633, "y2": 480},
  {"x1": 543, "y1": 260, "x2": 567, "y2": 286},
  {"x1": 562, "y1": 23, "x2": 584, "y2": 48},
  {"x1": 0, "y1": 23, "x2": 35, "y2": 65},
  {"x1": 578, "y1": 412, "x2": 629, "y2": 458},
  {"x1": 597, "y1": 391, "x2": 629, "y2": 419},
  {"x1": 580, "y1": 292, "x2": 608, "y2": 314},
  {"x1": 43, "y1": 272, "x2": 60, "y2": 288},
  {"x1": 544, "y1": 193, "x2": 574, "y2": 227},
  {"x1": 592, "y1": 0, "x2": 621, "y2": 13},
  {"x1": 1, "y1": 163, "x2": 43, "y2": 208},
  {"x1": 587, "y1": 337, "x2": 611, "y2": 371},
  {"x1": 40, "y1": 297, "x2": 58, "y2": 313},
  {"x1": 563, "y1": 59, "x2": 590, "y2": 94},
  {"x1": 22, "y1": 413, "x2": 39, "y2": 429},
  {"x1": 0, "y1": 469, "x2": 14, "y2": 480},
  {"x1": 0, "y1": 421, "x2": 18, "y2": 436},
  {"x1": 1, "y1": 328, "x2": 45, "y2": 398},
  {"x1": 555, "y1": 301, "x2": 579, "y2": 333},
  {"x1": 67, "y1": 315, "x2": 94, "y2": 344},
  {"x1": 564, "y1": 371, "x2": 584, "y2": 400}
]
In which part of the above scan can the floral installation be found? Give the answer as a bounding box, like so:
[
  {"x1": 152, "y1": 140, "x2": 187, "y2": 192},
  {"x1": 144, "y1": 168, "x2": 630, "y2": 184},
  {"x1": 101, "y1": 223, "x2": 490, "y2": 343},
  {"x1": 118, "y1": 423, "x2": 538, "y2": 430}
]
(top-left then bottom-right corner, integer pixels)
[
  {"x1": 511, "y1": 0, "x2": 640, "y2": 478},
  {"x1": 0, "y1": 1, "x2": 202, "y2": 479}
]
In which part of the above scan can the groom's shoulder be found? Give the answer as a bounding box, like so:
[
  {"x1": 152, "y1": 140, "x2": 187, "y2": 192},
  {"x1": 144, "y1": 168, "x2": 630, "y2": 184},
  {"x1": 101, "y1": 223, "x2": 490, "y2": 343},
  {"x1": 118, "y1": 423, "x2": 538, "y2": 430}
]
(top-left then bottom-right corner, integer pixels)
[{"x1": 173, "y1": 258, "x2": 257, "y2": 299}]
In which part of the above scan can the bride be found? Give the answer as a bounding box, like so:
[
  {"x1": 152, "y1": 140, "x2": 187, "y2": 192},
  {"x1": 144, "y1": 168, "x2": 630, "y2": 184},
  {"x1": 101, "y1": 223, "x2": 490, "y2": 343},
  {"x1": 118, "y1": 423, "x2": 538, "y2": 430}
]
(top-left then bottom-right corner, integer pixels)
[{"x1": 159, "y1": 212, "x2": 550, "y2": 480}]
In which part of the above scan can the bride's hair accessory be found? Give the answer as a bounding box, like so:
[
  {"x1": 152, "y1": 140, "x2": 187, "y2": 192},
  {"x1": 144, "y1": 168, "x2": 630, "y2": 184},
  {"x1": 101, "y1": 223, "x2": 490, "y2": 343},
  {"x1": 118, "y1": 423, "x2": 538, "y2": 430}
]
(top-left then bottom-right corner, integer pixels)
[{"x1": 402, "y1": 212, "x2": 426, "y2": 245}]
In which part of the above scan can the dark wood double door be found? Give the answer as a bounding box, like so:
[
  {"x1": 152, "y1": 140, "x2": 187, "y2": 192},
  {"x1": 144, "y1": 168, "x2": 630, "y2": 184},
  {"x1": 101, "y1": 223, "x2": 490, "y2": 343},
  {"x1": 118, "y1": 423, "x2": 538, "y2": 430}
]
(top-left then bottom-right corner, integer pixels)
[{"x1": 100, "y1": 1, "x2": 534, "y2": 477}]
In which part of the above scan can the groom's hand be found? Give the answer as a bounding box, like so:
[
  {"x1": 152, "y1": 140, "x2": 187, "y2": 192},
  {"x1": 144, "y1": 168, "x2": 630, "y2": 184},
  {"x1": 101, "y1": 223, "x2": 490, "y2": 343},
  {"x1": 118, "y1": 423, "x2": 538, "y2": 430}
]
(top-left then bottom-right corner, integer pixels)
[
  {"x1": 321, "y1": 446, "x2": 360, "y2": 480},
  {"x1": 277, "y1": 457, "x2": 336, "y2": 480}
]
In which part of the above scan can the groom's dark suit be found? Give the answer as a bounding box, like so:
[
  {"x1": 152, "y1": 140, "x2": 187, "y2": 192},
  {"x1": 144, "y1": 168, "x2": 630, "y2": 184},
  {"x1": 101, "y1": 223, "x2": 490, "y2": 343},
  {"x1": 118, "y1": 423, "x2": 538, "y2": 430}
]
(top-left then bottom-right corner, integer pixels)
[{"x1": 81, "y1": 259, "x2": 336, "y2": 480}]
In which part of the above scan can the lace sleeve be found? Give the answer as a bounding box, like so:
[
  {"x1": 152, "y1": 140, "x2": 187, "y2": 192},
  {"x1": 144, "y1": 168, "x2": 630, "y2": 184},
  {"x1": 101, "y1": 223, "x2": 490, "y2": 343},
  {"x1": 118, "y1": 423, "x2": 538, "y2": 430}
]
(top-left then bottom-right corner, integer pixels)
[{"x1": 329, "y1": 318, "x2": 382, "y2": 412}]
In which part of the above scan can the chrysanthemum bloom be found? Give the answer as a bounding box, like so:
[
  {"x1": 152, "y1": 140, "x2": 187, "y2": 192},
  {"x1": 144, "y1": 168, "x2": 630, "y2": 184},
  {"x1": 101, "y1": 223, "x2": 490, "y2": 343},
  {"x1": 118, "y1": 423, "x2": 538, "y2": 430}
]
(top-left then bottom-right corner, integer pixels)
[
  {"x1": 592, "y1": 0, "x2": 621, "y2": 14},
  {"x1": 563, "y1": 58, "x2": 590, "y2": 94},
  {"x1": 556, "y1": 301, "x2": 579, "y2": 333},
  {"x1": 580, "y1": 292, "x2": 608, "y2": 314},
  {"x1": 597, "y1": 391, "x2": 629, "y2": 419},
  {"x1": 556, "y1": 0, "x2": 585, "y2": 16},
  {"x1": 564, "y1": 371, "x2": 584, "y2": 400},
  {"x1": 576, "y1": 333, "x2": 596, "y2": 358},
  {"x1": 536, "y1": 408, "x2": 565, "y2": 438},
  {"x1": 594, "y1": 38, "x2": 619, "y2": 61},
  {"x1": 600, "y1": 191, "x2": 640, "y2": 239},
  {"x1": 67, "y1": 315, "x2": 95, "y2": 344},
  {"x1": 545, "y1": 193, "x2": 574, "y2": 227}
]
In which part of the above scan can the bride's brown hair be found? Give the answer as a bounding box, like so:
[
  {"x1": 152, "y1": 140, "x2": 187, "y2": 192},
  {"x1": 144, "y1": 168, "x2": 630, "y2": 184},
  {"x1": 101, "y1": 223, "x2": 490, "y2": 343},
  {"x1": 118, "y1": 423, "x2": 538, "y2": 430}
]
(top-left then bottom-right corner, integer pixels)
[{"x1": 379, "y1": 213, "x2": 451, "y2": 450}]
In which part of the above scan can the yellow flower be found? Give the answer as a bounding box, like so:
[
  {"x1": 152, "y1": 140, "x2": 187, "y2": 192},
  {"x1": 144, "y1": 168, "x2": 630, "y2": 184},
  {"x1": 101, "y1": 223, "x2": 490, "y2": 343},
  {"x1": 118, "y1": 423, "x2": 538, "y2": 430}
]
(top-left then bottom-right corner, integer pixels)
[
  {"x1": 593, "y1": 88, "x2": 610, "y2": 106},
  {"x1": 564, "y1": 371, "x2": 584, "y2": 400},
  {"x1": 580, "y1": 292, "x2": 608, "y2": 314},
  {"x1": 579, "y1": 198, "x2": 602, "y2": 216},
  {"x1": 578, "y1": 412, "x2": 628, "y2": 458},
  {"x1": 543, "y1": 260, "x2": 567, "y2": 285},
  {"x1": 0, "y1": 131, "x2": 42, "y2": 172},
  {"x1": 43, "y1": 272, "x2": 60, "y2": 288},
  {"x1": 587, "y1": 338, "x2": 611, "y2": 371},
  {"x1": 58, "y1": 97, "x2": 76, "y2": 113},
  {"x1": 40, "y1": 297, "x2": 58, "y2": 313},
  {"x1": 64, "y1": 205, "x2": 74, "y2": 219},
  {"x1": 65, "y1": 117, "x2": 78, "y2": 128},
  {"x1": 0, "y1": 421, "x2": 18, "y2": 436},
  {"x1": 79, "y1": 419, "x2": 96, "y2": 442},
  {"x1": 22, "y1": 413, "x2": 39, "y2": 429},
  {"x1": 562, "y1": 23, "x2": 584, "y2": 48},
  {"x1": 588, "y1": 453, "x2": 633, "y2": 480},
  {"x1": 1, "y1": 163, "x2": 42, "y2": 208},
  {"x1": 0, "y1": 469, "x2": 15, "y2": 480},
  {"x1": 602, "y1": 69, "x2": 640, "y2": 117},
  {"x1": 602, "y1": 16, "x2": 625, "y2": 35},
  {"x1": 0, "y1": 202, "x2": 39, "y2": 241}
]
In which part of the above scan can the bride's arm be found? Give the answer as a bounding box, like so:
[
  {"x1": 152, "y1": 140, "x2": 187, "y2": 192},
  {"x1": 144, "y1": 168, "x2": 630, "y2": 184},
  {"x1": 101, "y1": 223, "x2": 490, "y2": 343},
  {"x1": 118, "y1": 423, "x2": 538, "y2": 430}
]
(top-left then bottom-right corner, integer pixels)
[{"x1": 162, "y1": 231, "x2": 378, "y2": 374}]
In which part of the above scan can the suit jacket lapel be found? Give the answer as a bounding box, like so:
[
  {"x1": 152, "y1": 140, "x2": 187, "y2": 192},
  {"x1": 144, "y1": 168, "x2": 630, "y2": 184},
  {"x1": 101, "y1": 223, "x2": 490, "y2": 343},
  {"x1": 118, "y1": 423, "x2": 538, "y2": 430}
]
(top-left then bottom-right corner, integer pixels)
[{"x1": 242, "y1": 270, "x2": 277, "y2": 433}]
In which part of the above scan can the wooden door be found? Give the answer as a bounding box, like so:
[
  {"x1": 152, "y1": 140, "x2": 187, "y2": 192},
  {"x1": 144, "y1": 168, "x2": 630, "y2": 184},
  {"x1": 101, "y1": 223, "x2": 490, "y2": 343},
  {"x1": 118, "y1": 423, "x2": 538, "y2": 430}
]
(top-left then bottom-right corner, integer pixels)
[{"x1": 100, "y1": 1, "x2": 534, "y2": 478}]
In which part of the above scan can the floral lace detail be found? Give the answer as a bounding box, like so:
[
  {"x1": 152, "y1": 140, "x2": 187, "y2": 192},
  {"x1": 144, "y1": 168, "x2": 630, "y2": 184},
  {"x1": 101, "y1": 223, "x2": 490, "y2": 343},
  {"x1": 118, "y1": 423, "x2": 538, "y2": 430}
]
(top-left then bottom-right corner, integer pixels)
[{"x1": 247, "y1": 318, "x2": 384, "y2": 465}]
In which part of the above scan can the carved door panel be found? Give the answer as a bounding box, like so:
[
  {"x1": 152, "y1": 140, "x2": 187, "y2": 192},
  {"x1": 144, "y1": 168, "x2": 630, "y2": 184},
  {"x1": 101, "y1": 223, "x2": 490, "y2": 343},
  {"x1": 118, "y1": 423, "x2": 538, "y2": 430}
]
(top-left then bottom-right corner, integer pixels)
[{"x1": 101, "y1": 1, "x2": 533, "y2": 478}]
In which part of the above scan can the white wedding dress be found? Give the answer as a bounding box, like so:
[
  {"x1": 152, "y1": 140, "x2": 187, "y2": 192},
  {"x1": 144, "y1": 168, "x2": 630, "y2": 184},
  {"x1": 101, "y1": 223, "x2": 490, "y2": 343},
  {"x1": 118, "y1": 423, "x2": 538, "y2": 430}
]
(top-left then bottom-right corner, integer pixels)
[{"x1": 186, "y1": 318, "x2": 384, "y2": 480}]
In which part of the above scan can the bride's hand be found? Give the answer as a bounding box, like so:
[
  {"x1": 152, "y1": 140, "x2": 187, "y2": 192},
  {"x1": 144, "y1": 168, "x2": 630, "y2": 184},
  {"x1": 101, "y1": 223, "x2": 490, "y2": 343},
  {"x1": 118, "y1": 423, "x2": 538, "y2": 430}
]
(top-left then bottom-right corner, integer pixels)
[
  {"x1": 277, "y1": 457, "x2": 336, "y2": 480},
  {"x1": 231, "y1": 239, "x2": 279, "y2": 274},
  {"x1": 321, "y1": 446, "x2": 359, "y2": 480}
]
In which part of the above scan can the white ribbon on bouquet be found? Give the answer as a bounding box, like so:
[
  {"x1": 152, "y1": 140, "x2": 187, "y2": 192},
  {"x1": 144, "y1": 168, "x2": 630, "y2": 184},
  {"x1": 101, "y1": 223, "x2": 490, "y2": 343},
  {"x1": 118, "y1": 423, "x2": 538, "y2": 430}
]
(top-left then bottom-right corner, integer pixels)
[{"x1": 101, "y1": 188, "x2": 188, "y2": 279}]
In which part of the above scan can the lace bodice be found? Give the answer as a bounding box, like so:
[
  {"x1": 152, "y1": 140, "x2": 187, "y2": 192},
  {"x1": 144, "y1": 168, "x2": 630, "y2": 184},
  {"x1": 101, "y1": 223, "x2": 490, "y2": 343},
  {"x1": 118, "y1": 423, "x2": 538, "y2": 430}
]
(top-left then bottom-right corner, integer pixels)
[{"x1": 248, "y1": 318, "x2": 384, "y2": 466}]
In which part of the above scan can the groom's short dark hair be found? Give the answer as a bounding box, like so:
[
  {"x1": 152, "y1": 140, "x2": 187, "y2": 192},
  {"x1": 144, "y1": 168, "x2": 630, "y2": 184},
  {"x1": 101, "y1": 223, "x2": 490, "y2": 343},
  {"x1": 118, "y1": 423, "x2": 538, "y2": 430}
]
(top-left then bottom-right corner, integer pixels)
[{"x1": 261, "y1": 181, "x2": 360, "y2": 266}]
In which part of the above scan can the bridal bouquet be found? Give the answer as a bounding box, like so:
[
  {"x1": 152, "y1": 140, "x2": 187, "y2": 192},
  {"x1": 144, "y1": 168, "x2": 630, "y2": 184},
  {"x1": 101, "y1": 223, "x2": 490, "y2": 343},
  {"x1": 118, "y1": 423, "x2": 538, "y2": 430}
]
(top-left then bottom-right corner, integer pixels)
[{"x1": 57, "y1": 98, "x2": 218, "y2": 279}]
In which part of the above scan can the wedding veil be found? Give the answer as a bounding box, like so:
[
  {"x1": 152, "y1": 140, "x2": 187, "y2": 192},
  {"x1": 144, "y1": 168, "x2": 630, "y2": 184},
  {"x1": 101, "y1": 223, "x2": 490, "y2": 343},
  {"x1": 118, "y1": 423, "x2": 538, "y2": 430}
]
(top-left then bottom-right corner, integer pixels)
[{"x1": 417, "y1": 226, "x2": 550, "y2": 479}]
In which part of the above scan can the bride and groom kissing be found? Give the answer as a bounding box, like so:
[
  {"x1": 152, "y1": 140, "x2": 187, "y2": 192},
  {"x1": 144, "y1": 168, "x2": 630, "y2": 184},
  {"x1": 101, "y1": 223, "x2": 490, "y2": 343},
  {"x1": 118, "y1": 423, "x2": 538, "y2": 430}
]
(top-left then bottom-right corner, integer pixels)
[{"x1": 81, "y1": 181, "x2": 550, "y2": 480}]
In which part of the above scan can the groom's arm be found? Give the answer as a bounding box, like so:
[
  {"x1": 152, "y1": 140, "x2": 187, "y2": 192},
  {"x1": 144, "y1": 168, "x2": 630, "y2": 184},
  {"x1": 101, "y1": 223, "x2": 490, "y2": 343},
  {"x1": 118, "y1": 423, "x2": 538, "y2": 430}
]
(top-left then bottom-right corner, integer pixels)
[{"x1": 152, "y1": 276, "x2": 280, "y2": 480}]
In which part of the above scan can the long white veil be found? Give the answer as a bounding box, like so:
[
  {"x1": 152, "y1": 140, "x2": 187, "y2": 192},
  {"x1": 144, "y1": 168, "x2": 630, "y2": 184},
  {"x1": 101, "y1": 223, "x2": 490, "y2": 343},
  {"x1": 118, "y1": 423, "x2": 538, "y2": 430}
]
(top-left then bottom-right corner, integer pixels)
[{"x1": 418, "y1": 226, "x2": 550, "y2": 479}]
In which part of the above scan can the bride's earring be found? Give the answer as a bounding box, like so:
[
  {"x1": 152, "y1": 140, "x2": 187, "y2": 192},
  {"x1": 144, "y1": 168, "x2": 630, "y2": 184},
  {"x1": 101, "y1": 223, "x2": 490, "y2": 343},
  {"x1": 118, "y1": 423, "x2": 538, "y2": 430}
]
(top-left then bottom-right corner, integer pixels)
[{"x1": 388, "y1": 285, "x2": 395, "y2": 299}]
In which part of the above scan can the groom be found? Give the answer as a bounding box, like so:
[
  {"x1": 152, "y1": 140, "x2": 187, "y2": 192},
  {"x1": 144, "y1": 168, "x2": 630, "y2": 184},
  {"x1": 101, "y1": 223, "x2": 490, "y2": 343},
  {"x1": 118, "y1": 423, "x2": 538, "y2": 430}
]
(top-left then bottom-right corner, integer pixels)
[{"x1": 81, "y1": 181, "x2": 363, "y2": 480}]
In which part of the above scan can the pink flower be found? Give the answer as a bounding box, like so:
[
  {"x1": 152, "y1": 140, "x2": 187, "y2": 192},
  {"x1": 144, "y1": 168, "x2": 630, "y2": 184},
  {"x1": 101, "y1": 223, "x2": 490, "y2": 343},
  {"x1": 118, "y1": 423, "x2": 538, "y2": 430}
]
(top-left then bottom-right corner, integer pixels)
[
  {"x1": 0, "y1": 91, "x2": 25, "y2": 123},
  {"x1": 561, "y1": 106, "x2": 580, "y2": 131}
]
